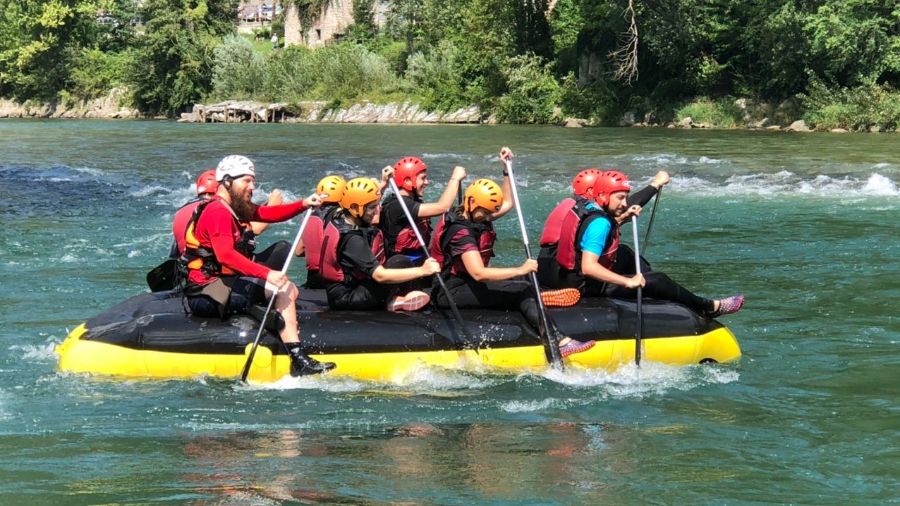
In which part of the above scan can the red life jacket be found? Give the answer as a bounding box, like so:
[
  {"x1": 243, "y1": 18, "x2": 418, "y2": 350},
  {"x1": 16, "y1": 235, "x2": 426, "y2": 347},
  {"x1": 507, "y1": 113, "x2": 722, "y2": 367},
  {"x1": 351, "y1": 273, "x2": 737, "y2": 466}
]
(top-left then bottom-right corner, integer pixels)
[
  {"x1": 383, "y1": 193, "x2": 432, "y2": 254},
  {"x1": 301, "y1": 204, "x2": 339, "y2": 273},
  {"x1": 539, "y1": 197, "x2": 618, "y2": 272},
  {"x1": 320, "y1": 217, "x2": 386, "y2": 283},
  {"x1": 182, "y1": 198, "x2": 256, "y2": 279},
  {"x1": 430, "y1": 212, "x2": 496, "y2": 277}
]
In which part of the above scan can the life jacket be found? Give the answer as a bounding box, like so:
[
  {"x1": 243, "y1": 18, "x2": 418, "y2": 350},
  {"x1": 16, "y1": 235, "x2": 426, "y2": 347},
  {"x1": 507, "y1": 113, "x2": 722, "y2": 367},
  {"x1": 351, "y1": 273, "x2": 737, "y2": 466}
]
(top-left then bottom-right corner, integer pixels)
[
  {"x1": 182, "y1": 198, "x2": 257, "y2": 280},
  {"x1": 383, "y1": 193, "x2": 432, "y2": 255},
  {"x1": 301, "y1": 204, "x2": 340, "y2": 273},
  {"x1": 430, "y1": 211, "x2": 496, "y2": 277},
  {"x1": 539, "y1": 197, "x2": 618, "y2": 272},
  {"x1": 320, "y1": 216, "x2": 386, "y2": 283}
]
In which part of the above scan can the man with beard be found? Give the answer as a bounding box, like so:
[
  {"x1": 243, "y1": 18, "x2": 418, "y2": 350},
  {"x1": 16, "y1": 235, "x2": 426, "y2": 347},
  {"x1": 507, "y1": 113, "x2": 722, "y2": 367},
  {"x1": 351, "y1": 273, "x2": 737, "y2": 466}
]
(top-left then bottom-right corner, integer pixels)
[
  {"x1": 183, "y1": 155, "x2": 335, "y2": 376},
  {"x1": 538, "y1": 170, "x2": 744, "y2": 318}
]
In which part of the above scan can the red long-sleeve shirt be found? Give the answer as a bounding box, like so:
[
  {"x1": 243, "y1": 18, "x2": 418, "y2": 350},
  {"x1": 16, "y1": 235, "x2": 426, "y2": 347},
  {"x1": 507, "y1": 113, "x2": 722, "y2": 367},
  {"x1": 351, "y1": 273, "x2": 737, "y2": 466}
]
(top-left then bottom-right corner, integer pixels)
[{"x1": 187, "y1": 197, "x2": 306, "y2": 286}]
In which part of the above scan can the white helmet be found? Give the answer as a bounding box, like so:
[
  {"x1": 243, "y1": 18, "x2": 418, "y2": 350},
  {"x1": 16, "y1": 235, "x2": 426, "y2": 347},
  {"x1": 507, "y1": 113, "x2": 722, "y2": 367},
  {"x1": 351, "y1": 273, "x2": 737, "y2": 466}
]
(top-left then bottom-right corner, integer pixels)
[{"x1": 216, "y1": 155, "x2": 256, "y2": 182}]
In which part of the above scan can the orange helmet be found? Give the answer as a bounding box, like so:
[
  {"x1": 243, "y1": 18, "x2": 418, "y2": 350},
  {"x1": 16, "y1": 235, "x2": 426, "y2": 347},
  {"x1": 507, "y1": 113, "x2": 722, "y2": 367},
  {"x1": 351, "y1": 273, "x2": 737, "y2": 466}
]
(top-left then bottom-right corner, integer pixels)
[
  {"x1": 195, "y1": 169, "x2": 218, "y2": 195},
  {"x1": 393, "y1": 156, "x2": 427, "y2": 192},
  {"x1": 464, "y1": 178, "x2": 503, "y2": 213},
  {"x1": 572, "y1": 169, "x2": 602, "y2": 197},
  {"x1": 592, "y1": 170, "x2": 631, "y2": 206},
  {"x1": 316, "y1": 175, "x2": 346, "y2": 204},
  {"x1": 340, "y1": 178, "x2": 380, "y2": 218}
]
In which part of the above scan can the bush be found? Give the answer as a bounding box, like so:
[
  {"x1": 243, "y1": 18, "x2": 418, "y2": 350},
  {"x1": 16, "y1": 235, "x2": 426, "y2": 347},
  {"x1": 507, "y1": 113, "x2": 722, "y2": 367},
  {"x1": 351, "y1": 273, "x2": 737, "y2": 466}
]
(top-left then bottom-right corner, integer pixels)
[
  {"x1": 311, "y1": 43, "x2": 397, "y2": 101},
  {"x1": 68, "y1": 48, "x2": 132, "y2": 100},
  {"x1": 493, "y1": 53, "x2": 561, "y2": 124},
  {"x1": 558, "y1": 72, "x2": 617, "y2": 122},
  {"x1": 404, "y1": 41, "x2": 468, "y2": 111},
  {"x1": 211, "y1": 35, "x2": 265, "y2": 100},
  {"x1": 675, "y1": 97, "x2": 743, "y2": 127},
  {"x1": 800, "y1": 80, "x2": 900, "y2": 131}
]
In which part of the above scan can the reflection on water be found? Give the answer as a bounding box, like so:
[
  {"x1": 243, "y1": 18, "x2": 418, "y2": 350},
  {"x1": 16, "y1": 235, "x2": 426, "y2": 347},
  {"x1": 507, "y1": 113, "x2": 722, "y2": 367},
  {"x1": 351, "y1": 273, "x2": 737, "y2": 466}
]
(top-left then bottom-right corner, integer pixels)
[{"x1": 170, "y1": 422, "x2": 622, "y2": 504}]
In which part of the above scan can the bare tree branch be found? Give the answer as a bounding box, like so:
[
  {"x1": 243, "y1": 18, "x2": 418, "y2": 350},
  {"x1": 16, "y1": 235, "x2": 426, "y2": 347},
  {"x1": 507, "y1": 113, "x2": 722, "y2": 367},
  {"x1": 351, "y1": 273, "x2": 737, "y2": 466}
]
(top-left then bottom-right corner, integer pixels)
[{"x1": 609, "y1": 0, "x2": 639, "y2": 84}]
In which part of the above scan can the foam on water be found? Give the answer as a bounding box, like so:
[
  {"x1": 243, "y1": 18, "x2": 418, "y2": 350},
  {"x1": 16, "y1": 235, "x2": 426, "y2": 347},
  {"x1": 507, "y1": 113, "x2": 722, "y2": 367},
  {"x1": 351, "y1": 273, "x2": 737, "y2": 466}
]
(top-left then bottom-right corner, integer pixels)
[
  {"x1": 250, "y1": 363, "x2": 503, "y2": 394},
  {"x1": 11, "y1": 341, "x2": 59, "y2": 362},
  {"x1": 672, "y1": 172, "x2": 898, "y2": 198},
  {"x1": 540, "y1": 361, "x2": 739, "y2": 398}
]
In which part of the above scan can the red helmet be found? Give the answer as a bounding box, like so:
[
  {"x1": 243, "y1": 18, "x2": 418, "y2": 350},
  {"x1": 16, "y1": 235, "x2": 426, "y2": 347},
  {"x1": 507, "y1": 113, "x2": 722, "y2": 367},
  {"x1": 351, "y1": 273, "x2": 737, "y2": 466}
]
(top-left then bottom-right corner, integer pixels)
[
  {"x1": 572, "y1": 169, "x2": 603, "y2": 197},
  {"x1": 393, "y1": 156, "x2": 427, "y2": 192},
  {"x1": 592, "y1": 170, "x2": 631, "y2": 206},
  {"x1": 195, "y1": 169, "x2": 218, "y2": 195}
]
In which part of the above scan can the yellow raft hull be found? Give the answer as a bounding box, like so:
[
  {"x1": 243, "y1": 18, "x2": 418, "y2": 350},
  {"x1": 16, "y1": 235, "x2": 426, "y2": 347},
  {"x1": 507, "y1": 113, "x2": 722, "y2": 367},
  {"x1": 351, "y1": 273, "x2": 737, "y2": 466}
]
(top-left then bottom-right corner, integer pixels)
[{"x1": 57, "y1": 323, "x2": 741, "y2": 383}]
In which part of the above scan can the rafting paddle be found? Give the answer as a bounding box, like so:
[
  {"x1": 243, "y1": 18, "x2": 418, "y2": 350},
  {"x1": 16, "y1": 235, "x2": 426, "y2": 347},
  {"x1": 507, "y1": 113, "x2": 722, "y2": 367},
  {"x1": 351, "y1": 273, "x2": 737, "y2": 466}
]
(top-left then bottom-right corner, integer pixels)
[
  {"x1": 631, "y1": 215, "x2": 644, "y2": 366},
  {"x1": 503, "y1": 155, "x2": 565, "y2": 370},
  {"x1": 387, "y1": 178, "x2": 477, "y2": 348},
  {"x1": 240, "y1": 208, "x2": 314, "y2": 382}
]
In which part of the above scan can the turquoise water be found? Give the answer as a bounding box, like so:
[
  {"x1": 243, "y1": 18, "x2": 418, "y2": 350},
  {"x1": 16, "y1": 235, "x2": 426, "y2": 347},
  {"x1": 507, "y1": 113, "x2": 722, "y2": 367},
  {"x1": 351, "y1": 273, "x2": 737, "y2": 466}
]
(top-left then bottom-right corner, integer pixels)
[{"x1": 1, "y1": 120, "x2": 897, "y2": 504}]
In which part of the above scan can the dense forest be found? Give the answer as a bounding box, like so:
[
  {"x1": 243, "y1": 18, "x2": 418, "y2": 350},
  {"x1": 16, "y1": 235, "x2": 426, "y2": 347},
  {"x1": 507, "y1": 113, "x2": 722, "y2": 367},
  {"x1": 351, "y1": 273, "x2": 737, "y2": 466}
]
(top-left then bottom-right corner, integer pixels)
[{"x1": 0, "y1": 0, "x2": 897, "y2": 129}]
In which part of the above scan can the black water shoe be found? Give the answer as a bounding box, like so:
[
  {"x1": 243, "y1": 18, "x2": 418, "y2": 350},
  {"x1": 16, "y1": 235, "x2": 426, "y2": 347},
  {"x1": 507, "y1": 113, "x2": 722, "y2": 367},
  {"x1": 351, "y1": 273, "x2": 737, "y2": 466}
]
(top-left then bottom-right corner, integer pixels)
[{"x1": 290, "y1": 350, "x2": 336, "y2": 377}]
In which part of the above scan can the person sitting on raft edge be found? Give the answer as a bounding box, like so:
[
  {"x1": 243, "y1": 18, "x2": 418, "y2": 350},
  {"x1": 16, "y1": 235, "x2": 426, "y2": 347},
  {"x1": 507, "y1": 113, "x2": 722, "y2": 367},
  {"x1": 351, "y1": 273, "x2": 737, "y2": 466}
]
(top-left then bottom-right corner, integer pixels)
[
  {"x1": 320, "y1": 176, "x2": 440, "y2": 312},
  {"x1": 380, "y1": 155, "x2": 467, "y2": 265},
  {"x1": 430, "y1": 147, "x2": 595, "y2": 358},
  {"x1": 537, "y1": 169, "x2": 744, "y2": 318},
  {"x1": 181, "y1": 155, "x2": 336, "y2": 377}
]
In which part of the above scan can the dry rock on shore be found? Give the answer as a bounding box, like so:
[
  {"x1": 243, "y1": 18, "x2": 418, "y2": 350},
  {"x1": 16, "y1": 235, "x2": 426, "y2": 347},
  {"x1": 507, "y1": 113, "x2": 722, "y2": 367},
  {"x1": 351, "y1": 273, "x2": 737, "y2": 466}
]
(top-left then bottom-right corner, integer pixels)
[{"x1": 182, "y1": 101, "x2": 484, "y2": 124}]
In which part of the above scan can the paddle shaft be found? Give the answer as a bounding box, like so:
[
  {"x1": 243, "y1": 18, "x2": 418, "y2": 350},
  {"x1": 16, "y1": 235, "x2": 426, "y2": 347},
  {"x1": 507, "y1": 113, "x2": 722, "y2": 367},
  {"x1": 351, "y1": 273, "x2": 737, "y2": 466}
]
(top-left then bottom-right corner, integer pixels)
[
  {"x1": 631, "y1": 215, "x2": 643, "y2": 366},
  {"x1": 387, "y1": 179, "x2": 474, "y2": 345},
  {"x1": 240, "y1": 208, "x2": 314, "y2": 382},
  {"x1": 504, "y1": 158, "x2": 564, "y2": 370}
]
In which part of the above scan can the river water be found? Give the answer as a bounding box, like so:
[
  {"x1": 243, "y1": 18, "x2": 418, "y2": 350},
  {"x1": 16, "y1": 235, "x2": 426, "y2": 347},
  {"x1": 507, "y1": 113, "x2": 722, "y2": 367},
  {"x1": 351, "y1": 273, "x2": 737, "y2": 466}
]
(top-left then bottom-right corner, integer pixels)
[{"x1": 1, "y1": 120, "x2": 897, "y2": 504}]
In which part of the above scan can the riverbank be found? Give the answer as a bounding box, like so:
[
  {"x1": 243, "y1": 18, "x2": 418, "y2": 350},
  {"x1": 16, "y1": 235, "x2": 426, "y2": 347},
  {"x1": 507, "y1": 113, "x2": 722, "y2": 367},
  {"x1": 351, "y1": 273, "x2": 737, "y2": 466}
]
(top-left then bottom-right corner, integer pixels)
[
  {"x1": 1, "y1": 95, "x2": 895, "y2": 134},
  {"x1": 0, "y1": 89, "x2": 141, "y2": 120}
]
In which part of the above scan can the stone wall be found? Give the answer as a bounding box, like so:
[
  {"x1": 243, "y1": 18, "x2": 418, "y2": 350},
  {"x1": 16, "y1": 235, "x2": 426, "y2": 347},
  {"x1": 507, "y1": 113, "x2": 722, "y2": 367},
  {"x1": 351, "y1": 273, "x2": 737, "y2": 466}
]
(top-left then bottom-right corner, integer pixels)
[{"x1": 0, "y1": 88, "x2": 140, "y2": 119}]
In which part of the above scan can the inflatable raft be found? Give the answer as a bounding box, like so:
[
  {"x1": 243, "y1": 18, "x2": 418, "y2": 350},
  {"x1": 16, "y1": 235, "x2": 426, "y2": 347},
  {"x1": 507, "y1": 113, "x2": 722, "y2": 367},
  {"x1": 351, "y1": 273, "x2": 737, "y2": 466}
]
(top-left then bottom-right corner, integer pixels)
[{"x1": 56, "y1": 290, "x2": 741, "y2": 382}]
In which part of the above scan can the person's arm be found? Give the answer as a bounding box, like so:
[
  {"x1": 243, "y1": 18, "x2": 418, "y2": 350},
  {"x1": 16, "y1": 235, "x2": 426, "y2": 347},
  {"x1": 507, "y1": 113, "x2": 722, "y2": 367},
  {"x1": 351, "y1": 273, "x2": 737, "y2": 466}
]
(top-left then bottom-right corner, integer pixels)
[
  {"x1": 581, "y1": 251, "x2": 643, "y2": 288},
  {"x1": 460, "y1": 251, "x2": 535, "y2": 282},
  {"x1": 627, "y1": 171, "x2": 670, "y2": 207},
  {"x1": 578, "y1": 219, "x2": 643, "y2": 288},
  {"x1": 371, "y1": 258, "x2": 440, "y2": 284},
  {"x1": 418, "y1": 166, "x2": 467, "y2": 217},
  {"x1": 250, "y1": 189, "x2": 283, "y2": 234},
  {"x1": 377, "y1": 166, "x2": 392, "y2": 194},
  {"x1": 252, "y1": 193, "x2": 321, "y2": 222},
  {"x1": 207, "y1": 223, "x2": 271, "y2": 280},
  {"x1": 489, "y1": 146, "x2": 516, "y2": 220}
]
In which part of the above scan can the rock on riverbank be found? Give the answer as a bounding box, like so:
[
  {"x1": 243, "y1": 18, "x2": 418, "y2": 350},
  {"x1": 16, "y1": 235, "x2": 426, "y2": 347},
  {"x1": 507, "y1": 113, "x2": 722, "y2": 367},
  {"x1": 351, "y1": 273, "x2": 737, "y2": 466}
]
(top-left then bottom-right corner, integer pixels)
[
  {"x1": 180, "y1": 101, "x2": 485, "y2": 124},
  {"x1": 0, "y1": 89, "x2": 140, "y2": 119}
]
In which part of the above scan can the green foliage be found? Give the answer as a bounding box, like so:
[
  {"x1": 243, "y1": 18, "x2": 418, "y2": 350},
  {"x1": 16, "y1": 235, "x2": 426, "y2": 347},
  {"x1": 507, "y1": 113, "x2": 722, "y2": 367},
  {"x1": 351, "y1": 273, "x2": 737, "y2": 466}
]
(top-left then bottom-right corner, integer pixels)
[
  {"x1": 800, "y1": 81, "x2": 900, "y2": 131},
  {"x1": 211, "y1": 35, "x2": 264, "y2": 100},
  {"x1": 128, "y1": 0, "x2": 236, "y2": 115},
  {"x1": 494, "y1": 54, "x2": 561, "y2": 124},
  {"x1": 0, "y1": 0, "x2": 93, "y2": 100},
  {"x1": 404, "y1": 41, "x2": 467, "y2": 111},
  {"x1": 675, "y1": 98, "x2": 743, "y2": 128},
  {"x1": 69, "y1": 48, "x2": 132, "y2": 99},
  {"x1": 212, "y1": 41, "x2": 398, "y2": 104},
  {"x1": 548, "y1": 0, "x2": 584, "y2": 74}
]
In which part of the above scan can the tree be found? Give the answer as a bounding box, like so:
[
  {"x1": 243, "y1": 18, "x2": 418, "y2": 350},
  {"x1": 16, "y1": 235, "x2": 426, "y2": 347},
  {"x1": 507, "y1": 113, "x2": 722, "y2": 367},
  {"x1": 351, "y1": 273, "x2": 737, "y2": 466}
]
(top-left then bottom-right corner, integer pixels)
[
  {"x1": 0, "y1": 0, "x2": 98, "y2": 100},
  {"x1": 128, "y1": 0, "x2": 236, "y2": 115}
]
